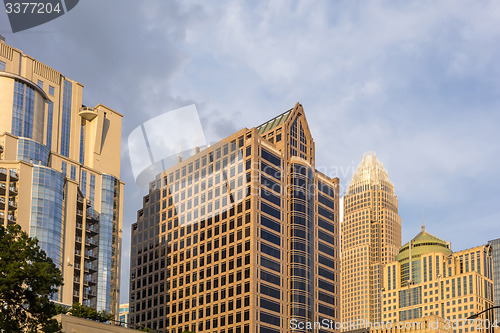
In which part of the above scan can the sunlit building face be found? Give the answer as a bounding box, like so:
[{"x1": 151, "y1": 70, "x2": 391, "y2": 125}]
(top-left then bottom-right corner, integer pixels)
[
  {"x1": 129, "y1": 104, "x2": 341, "y2": 332},
  {"x1": 0, "y1": 39, "x2": 123, "y2": 316}
]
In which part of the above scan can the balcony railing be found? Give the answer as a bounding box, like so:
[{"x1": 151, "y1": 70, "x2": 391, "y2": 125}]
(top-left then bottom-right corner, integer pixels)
[
  {"x1": 86, "y1": 209, "x2": 100, "y2": 221},
  {"x1": 9, "y1": 186, "x2": 17, "y2": 195},
  {"x1": 79, "y1": 107, "x2": 98, "y2": 121},
  {"x1": 9, "y1": 170, "x2": 18, "y2": 180},
  {"x1": 86, "y1": 225, "x2": 98, "y2": 233}
]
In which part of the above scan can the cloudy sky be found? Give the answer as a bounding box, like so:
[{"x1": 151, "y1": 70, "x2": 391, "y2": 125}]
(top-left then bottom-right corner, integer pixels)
[{"x1": 2, "y1": 0, "x2": 500, "y2": 303}]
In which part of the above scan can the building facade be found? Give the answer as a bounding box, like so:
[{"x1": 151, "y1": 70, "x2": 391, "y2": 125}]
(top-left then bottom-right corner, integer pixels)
[
  {"x1": 341, "y1": 153, "x2": 402, "y2": 325},
  {"x1": 382, "y1": 227, "x2": 495, "y2": 333},
  {"x1": 488, "y1": 238, "x2": 500, "y2": 321},
  {"x1": 129, "y1": 103, "x2": 340, "y2": 332},
  {"x1": 120, "y1": 303, "x2": 130, "y2": 328},
  {"x1": 0, "y1": 39, "x2": 123, "y2": 315}
]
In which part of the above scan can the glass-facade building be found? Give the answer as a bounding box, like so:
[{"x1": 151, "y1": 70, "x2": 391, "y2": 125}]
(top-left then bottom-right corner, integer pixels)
[
  {"x1": 0, "y1": 38, "x2": 123, "y2": 316},
  {"x1": 129, "y1": 103, "x2": 341, "y2": 332}
]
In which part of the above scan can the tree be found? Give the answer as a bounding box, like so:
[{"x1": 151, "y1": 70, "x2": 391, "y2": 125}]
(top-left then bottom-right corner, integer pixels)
[
  {"x1": 0, "y1": 224, "x2": 64, "y2": 332},
  {"x1": 68, "y1": 302, "x2": 113, "y2": 322},
  {"x1": 136, "y1": 328, "x2": 152, "y2": 332}
]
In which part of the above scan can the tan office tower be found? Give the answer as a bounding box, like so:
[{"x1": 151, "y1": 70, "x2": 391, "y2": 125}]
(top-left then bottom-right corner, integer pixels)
[
  {"x1": 129, "y1": 103, "x2": 340, "y2": 332},
  {"x1": 0, "y1": 38, "x2": 123, "y2": 315},
  {"x1": 341, "y1": 153, "x2": 401, "y2": 325},
  {"x1": 382, "y1": 227, "x2": 495, "y2": 333}
]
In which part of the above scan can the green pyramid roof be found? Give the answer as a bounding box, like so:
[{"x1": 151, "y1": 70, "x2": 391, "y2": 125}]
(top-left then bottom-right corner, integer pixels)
[{"x1": 396, "y1": 226, "x2": 452, "y2": 262}]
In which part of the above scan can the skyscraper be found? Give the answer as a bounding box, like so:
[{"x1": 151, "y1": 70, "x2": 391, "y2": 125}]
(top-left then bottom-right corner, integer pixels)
[
  {"x1": 488, "y1": 238, "x2": 500, "y2": 321},
  {"x1": 129, "y1": 103, "x2": 340, "y2": 332},
  {"x1": 341, "y1": 153, "x2": 401, "y2": 325},
  {"x1": 382, "y1": 227, "x2": 495, "y2": 333},
  {"x1": 0, "y1": 39, "x2": 123, "y2": 315}
]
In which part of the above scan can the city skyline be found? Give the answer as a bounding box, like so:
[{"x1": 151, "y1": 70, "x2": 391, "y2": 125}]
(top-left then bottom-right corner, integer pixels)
[{"x1": 0, "y1": 1, "x2": 499, "y2": 305}]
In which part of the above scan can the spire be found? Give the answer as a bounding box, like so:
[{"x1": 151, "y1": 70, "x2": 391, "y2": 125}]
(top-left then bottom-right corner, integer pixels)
[
  {"x1": 421, "y1": 209, "x2": 425, "y2": 232},
  {"x1": 178, "y1": 143, "x2": 182, "y2": 163}
]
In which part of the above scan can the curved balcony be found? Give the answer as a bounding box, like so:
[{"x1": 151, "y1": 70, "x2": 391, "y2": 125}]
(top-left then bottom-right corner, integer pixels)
[{"x1": 79, "y1": 107, "x2": 98, "y2": 121}]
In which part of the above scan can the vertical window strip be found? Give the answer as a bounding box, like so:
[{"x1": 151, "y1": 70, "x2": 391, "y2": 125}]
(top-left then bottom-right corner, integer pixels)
[
  {"x1": 79, "y1": 120, "x2": 85, "y2": 164},
  {"x1": 46, "y1": 101, "x2": 53, "y2": 150},
  {"x1": 12, "y1": 81, "x2": 25, "y2": 136},
  {"x1": 60, "y1": 80, "x2": 72, "y2": 157},
  {"x1": 61, "y1": 161, "x2": 67, "y2": 176},
  {"x1": 81, "y1": 170, "x2": 87, "y2": 197},
  {"x1": 23, "y1": 86, "x2": 35, "y2": 138}
]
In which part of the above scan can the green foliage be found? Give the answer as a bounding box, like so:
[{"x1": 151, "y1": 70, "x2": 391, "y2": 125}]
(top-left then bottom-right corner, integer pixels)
[
  {"x1": 69, "y1": 302, "x2": 113, "y2": 322},
  {"x1": 0, "y1": 224, "x2": 64, "y2": 333},
  {"x1": 136, "y1": 328, "x2": 152, "y2": 332}
]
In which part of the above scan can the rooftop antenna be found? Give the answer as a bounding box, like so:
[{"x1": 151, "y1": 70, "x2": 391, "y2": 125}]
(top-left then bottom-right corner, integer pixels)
[
  {"x1": 421, "y1": 209, "x2": 425, "y2": 232},
  {"x1": 195, "y1": 131, "x2": 200, "y2": 154},
  {"x1": 178, "y1": 143, "x2": 182, "y2": 163}
]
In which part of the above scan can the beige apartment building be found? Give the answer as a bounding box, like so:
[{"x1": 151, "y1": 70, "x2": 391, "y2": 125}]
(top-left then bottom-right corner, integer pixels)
[
  {"x1": 0, "y1": 38, "x2": 123, "y2": 315},
  {"x1": 382, "y1": 227, "x2": 495, "y2": 333},
  {"x1": 341, "y1": 153, "x2": 402, "y2": 325},
  {"x1": 129, "y1": 103, "x2": 340, "y2": 332}
]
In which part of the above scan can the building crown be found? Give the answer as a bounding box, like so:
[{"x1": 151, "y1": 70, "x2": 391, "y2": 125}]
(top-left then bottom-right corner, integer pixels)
[{"x1": 349, "y1": 152, "x2": 391, "y2": 187}]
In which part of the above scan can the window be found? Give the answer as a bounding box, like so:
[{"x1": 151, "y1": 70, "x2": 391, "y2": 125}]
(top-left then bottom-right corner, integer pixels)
[
  {"x1": 49, "y1": 85, "x2": 55, "y2": 95},
  {"x1": 12, "y1": 81, "x2": 35, "y2": 138},
  {"x1": 261, "y1": 243, "x2": 280, "y2": 260},
  {"x1": 46, "y1": 102, "x2": 53, "y2": 149},
  {"x1": 261, "y1": 257, "x2": 281, "y2": 273},
  {"x1": 0, "y1": 60, "x2": 5, "y2": 71},
  {"x1": 60, "y1": 80, "x2": 72, "y2": 157},
  {"x1": 61, "y1": 161, "x2": 67, "y2": 176}
]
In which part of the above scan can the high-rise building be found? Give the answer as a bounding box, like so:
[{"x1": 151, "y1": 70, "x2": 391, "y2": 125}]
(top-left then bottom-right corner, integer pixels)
[
  {"x1": 488, "y1": 238, "x2": 500, "y2": 321},
  {"x1": 341, "y1": 153, "x2": 402, "y2": 325},
  {"x1": 129, "y1": 103, "x2": 340, "y2": 332},
  {"x1": 0, "y1": 39, "x2": 123, "y2": 315},
  {"x1": 382, "y1": 227, "x2": 495, "y2": 333}
]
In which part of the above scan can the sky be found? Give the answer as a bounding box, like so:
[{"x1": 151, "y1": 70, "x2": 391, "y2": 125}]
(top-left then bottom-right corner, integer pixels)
[{"x1": 1, "y1": 0, "x2": 500, "y2": 304}]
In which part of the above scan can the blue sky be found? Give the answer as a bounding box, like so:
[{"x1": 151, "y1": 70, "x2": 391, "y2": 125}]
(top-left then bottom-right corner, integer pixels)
[{"x1": 1, "y1": 0, "x2": 499, "y2": 303}]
